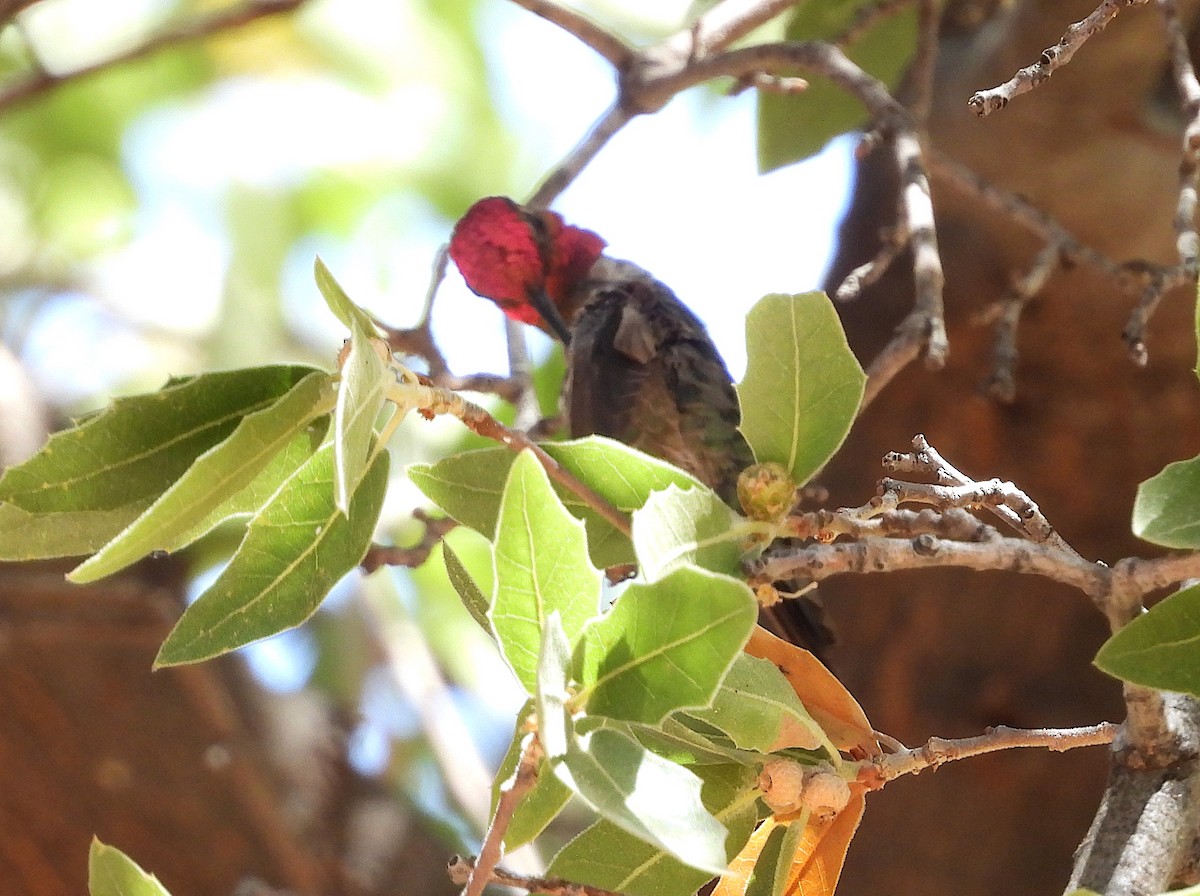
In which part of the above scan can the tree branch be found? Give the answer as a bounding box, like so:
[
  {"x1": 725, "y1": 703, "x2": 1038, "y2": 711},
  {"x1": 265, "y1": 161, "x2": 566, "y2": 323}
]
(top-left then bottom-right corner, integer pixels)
[
  {"x1": 875, "y1": 722, "x2": 1120, "y2": 782},
  {"x1": 505, "y1": 0, "x2": 634, "y2": 68},
  {"x1": 449, "y1": 854, "x2": 623, "y2": 896},
  {"x1": 967, "y1": 0, "x2": 1154, "y2": 116},
  {"x1": 0, "y1": 0, "x2": 310, "y2": 111},
  {"x1": 460, "y1": 735, "x2": 544, "y2": 896}
]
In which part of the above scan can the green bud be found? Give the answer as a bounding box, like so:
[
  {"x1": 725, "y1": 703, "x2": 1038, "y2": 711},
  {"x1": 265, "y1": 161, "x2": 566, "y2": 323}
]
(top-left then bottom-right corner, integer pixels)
[{"x1": 737, "y1": 462, "x2": 797, "y2": 521}]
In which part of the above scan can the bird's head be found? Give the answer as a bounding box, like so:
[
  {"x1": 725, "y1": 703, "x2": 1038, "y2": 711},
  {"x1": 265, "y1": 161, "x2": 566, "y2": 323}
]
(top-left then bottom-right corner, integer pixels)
[{"x1": 448, "y1": 196, "x2": 606, "y2": 342}]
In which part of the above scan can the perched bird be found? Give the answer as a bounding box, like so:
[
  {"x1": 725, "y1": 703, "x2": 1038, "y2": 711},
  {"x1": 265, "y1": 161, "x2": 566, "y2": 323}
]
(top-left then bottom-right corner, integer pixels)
[{"x1": 448, "y1": 196, "x2": 833, "y2": 659}]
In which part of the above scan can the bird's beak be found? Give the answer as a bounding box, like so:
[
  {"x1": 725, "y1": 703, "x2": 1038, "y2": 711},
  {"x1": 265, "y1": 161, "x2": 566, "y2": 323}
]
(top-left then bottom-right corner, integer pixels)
[{"x1": 529, "y1": 289, "x2": 572, "y2": 345}]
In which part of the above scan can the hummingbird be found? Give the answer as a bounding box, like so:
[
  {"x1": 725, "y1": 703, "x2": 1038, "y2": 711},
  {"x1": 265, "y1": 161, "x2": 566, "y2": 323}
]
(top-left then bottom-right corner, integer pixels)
[{"x1": 447, "y1": 196, "x2": 833, "y2": 658}]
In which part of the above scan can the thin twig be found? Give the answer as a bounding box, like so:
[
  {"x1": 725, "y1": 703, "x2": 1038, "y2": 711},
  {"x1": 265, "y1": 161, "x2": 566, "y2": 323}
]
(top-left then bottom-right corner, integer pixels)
[
  {"x1": 967, "y1": 0, "x2": 1153, "y2": 116},
  {"x1": 360, "y1": 510, "x2": 458, "y2": 572},
  {"x1": 876, "y1": 723, "x2": 1120, "y2": 781},
  {"x1": 904, "y1": 0, "x2": 941, "y2": 125},
  {"x1": 834, "y1": 0, "x2": 916, "y2": 49},
  {"x1": 462, "y1": 735, "x2": 544, "y2": 896},
  {"x1": 528, "y1": 103, "x2": 634, "y2": 209},
  {"x1": 886, "y1": 434, "x2": 1080, "y2": 554},
  {"x1": 0, "y1": 0, "x2": 310, "y2": 111},
  {"x1": 835, "y1": 222, "x2": 909, "y2": 302},
  {"x1": 979, "y1": 243, "x2": 1062, "y2": 402},
  {"x1": 505, "y1": 0, "x2": 634, "y2": 68},
  {"x1": 374, "y1": 245, "x2": 526, "y2": 403},
  {"x1": 449, "y1": 855, "x2": 623, "y2": 896},
  {"x1": 657, "y1": 0, "x2": 805, "y2": 61},
  {"x1": 398, "y1": 379, "x2": 632, "y2": 538}
]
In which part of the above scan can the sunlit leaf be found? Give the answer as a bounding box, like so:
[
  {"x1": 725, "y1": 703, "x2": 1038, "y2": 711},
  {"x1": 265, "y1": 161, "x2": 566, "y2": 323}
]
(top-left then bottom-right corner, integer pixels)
[
  {"x1": 409, "y1": 436, "x2": 703, "y2": 568},
  {"x1": 70, "y1": 372, "x2": 335, "y2": 583},
  {"x1": 1133, "y1": 454, "x2": 1200, "y2": 548},
  {"x1": 88, "y1": 838, "x2": 172, "y2": 896},
  {"x1": 155, "y1": 443, "x2": 388, "y2": 667},
  {"x1": 737, "y1": 294, "x2": 864, "y2": 486},
  {"x1": 1095, "y1": 583, "x2": 1200, "y2": 696},
  {"x1": 745, "y1": 627, "x2": 878, "y2": 756},
  {"x1": 0, "y1": 500, "x2": 151, "y2": 561},
  {"x1": 575, "y1": 567, "x2": 757, "y2": 725},
  {"x1": 548, "y1": 764, "x2": 759, "y2": 896},
  {"x1": 314, "y1": 255, "x2": 379, "y2": 335},
  {"x1": 632, "y1": 484, "x2": 742, "y2": 581},
  {"x1": 553, "y1": 723, "x2": 731, "y2": 874},
  {"x1": 537, "y1": 612, "x2": 574, "y2": 760},
  {"x1": 314, "y1": 259, "x2": 393, "y2": 516},
  {"x1": 491, "y1": 450, "x2": 602, "y2": 693},
  {"x1": 0, "y1": 366, "x2": 317, "y2": 513},
  {"x1": 757, "y1": 2, "x2": 917, "y2": 171},
  {"x1": 689, "y1": 654, "x2": 826, "y2": 754}
]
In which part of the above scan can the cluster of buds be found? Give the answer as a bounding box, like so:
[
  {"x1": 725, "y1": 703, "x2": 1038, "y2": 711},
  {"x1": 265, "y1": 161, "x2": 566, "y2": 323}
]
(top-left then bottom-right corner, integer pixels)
[{"x1": 758, "y1": 758, "x2": 851, "y2": 820}]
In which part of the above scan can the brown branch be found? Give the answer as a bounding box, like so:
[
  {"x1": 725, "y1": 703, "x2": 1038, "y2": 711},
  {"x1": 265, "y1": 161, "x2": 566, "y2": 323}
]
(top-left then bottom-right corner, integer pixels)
[
  {"x1": 658, "y1": 0, "x2": 805, "y2": 60},
  {"x1": 449, "y1": 855, "x2": 623, "y2": 896},
  {"x1": 967, "y1": 0, "x2": 1153, "y2": 116},
  {"x1": 0, "y1": 0, "x2": 309, "y2": 111},
  {"x1": 406, "y1": 380, "x2": 633, "y2": 538},
  {"x1": 883, "y1": 434, "x2": 1081, "y2": 555},
  {"x1": 528, "y1": 103, "x2": 635, "y2": 209},
  {"x1": 835, "y1": 222, "x2": 908, "y2": 302},
  {"x1": 876, "y1": 723, "x2": 1120, "y2": 782},
  {"x1": 375, "y1": 248, "x2": 526, "y2": 404},
  {"x1": 360, "y1": 510, "x2": 458, "y2": 573},
  {"x1": 834, "y1": 0, "x2": 916, "y2": 49},
  {"x1": 978, "y1": 243, "x2": 1062, "y2": 402},
  {"x1": 505, "y1": 0, "x2": 634, "y2": 68},
  {"x1": 461, "y1": 735, "x2": 544, "y2": 896}
]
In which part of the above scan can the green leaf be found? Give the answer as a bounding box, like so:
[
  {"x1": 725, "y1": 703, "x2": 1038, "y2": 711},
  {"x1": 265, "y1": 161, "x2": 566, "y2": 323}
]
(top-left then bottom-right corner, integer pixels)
[
  {"x1": 490, "y1": 450, "x2": 602, "y2": 692},
  {"x1": 0, "y1": 366, "x2": 318, "y2": 513},
  {"x1": 575, "y1": 566, "x2": 757, "y2": 724},
  {"x1": 537, "y1": 611, "x2": 574, "y2": 760},
  {"x1": 547, "y1": 764, "x2": 759, "y2": 896},
  {"x1": 492, "y1": 701, "x2": 572, "y2": 849},
  {"x1": 553, "y1": 724, "x2": 731, "y2": 874},
  {"x1": 155, "y1": 443, "x2": 389, "y2": 667},
  {"x1": 314, "y1": 255, "x2": 379, "y2": 335},
  {"x1": 70, "y1": 372, "x2": 336, "y2": 583},
  {"x1": 737, "y1": 293, "x2": 865, "y2": 485},
  {"x1": 757, "y1": 2, "x2": 918, "y2": 171},
  {"x1": 322, "y1": 263, "x2": 392, "y2": 516},
  {"x1": 409, "y1": 436, "x2": 704, "y2": 568},
  {"x1": 442, "y1": 541, "x2": 492, "y2": 633},
  {"x1": 1094, "y1": 583, "x2": 1200, "y2": 696},
  {"x1": 632, "y1": 484, "x2": 742, "y2": 582},
  {"x1": 688, "y1": 654, "x2": 825, "y2": 753},
  {"x1": 88, "y1": 838, "x2": 172, "y2": 896},
  {"x1": 1133, "y1": 455, "x2": 1200, "y2": 548},
  {"x1": 0, "y1": 500, "x2": 151, "y2": 561},
  {"x1": 164, "y1": 421, "x2": 332, "y2": 550}
]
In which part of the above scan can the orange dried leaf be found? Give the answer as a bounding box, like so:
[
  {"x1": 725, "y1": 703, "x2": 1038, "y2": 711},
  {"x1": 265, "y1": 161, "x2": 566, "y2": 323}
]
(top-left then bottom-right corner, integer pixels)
[
  {"x1": 712, "y1": 816, "x2": 781, "y2": 896},
  {"x1": 784, "y1": 788, "x2": 866, "y2": 896},
  {"x1": 745, "y1": 626, "x2": 879, "y2": 757}
]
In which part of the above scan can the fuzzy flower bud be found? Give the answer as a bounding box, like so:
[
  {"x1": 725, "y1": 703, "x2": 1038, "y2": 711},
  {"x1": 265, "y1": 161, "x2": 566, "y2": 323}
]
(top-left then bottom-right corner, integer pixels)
[
  {"x1": 737, "y1": 462, "x2": 797, "y2": 521},
  {"x1": 758, "y1": 759, "x2": 851, "y2": 820}
]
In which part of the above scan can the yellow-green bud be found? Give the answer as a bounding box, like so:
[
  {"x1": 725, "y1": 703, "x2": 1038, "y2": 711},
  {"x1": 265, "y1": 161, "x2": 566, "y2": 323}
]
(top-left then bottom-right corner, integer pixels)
[{"x1": 737, "y1": 462, "x2": 797, "y2": 521}]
